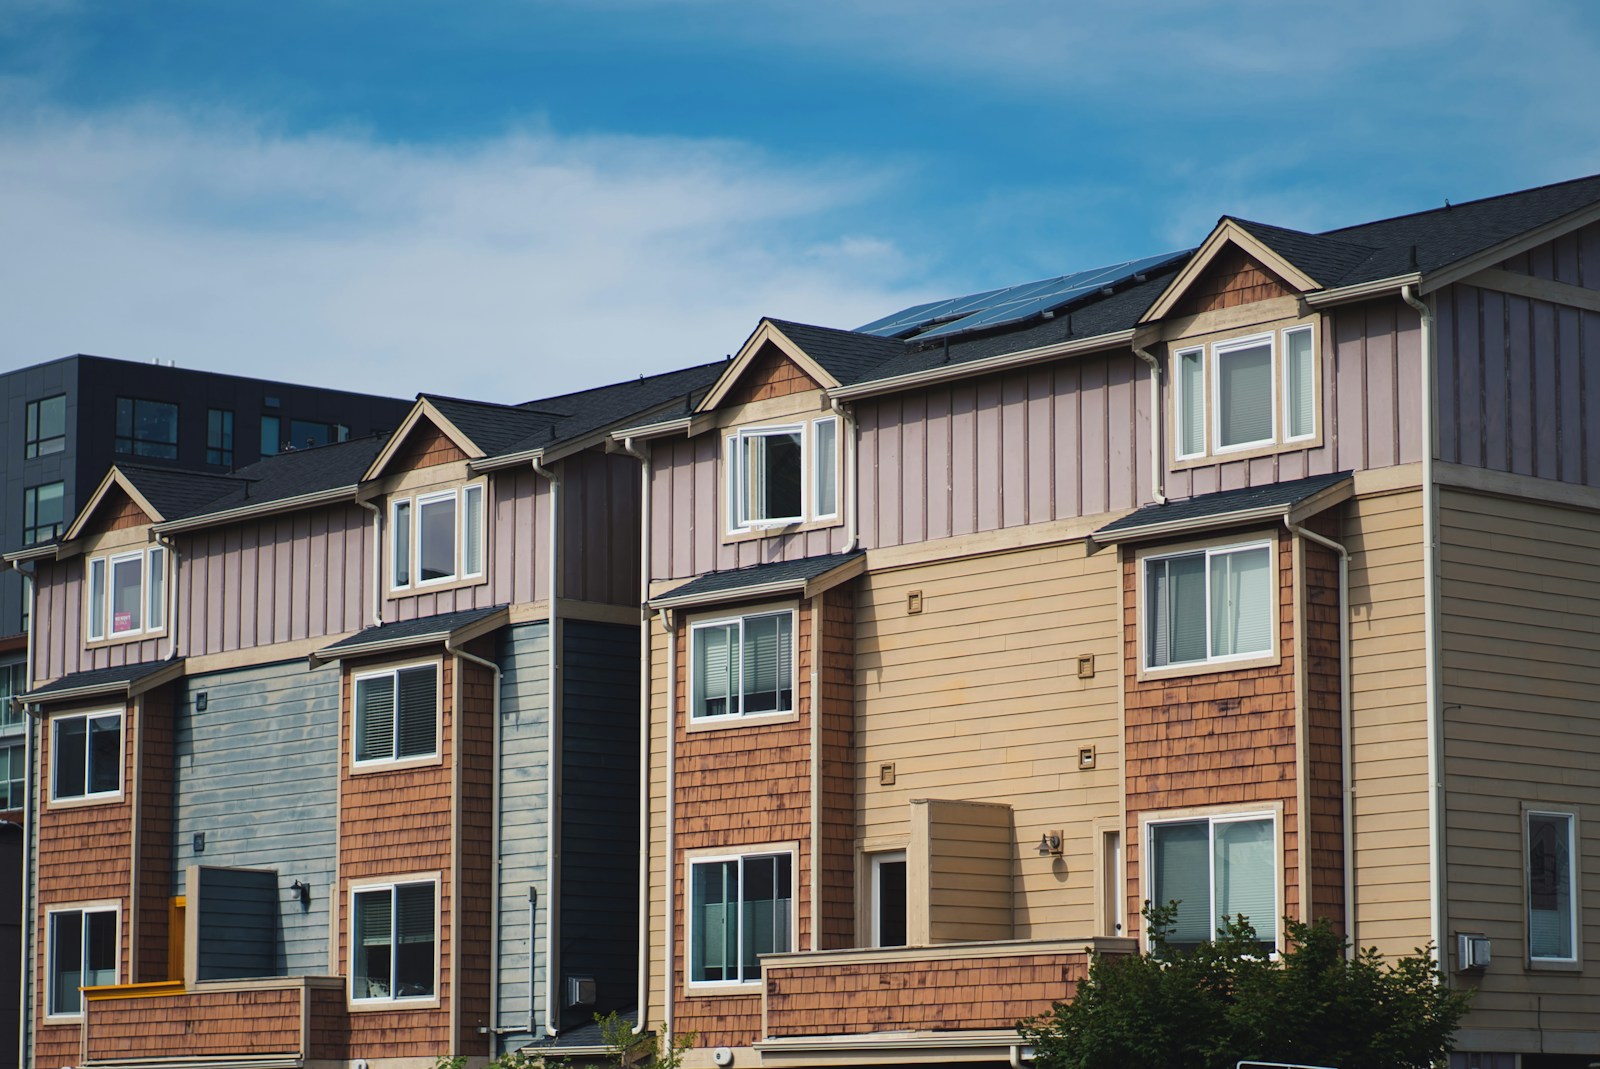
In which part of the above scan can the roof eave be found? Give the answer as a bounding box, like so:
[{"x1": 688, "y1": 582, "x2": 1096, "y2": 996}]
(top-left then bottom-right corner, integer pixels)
[
  {"x1": 1090, "y1": 479, "x2": 1353, "y2": 547},
  {"x1": 649, "y1": 555, "x2": 866, "y2": 612},
  {"x1": 828, "y1": 329, "x2": 1135, "y2": 402},
  {"x1": 1303, "y1": 272, "x2": 1422, "y2": 308},
  {"x1": 20, "y1": 660, "x2": 186, "y2": 707},
  {"x1": 308, "y1": 608, "x2": 509, "y2": 667},
  {"x1": 1417, "y1": 197, "x2": 1600, "y2": 296},
  {"x1": 152, "y1": 485, "x2": 360, "y2": 534}
]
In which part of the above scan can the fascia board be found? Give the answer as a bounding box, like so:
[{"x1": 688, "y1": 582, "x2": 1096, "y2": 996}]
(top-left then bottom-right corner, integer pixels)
[{"x1": 827, "y1": 330, "x2": 1135, "y2": 402}]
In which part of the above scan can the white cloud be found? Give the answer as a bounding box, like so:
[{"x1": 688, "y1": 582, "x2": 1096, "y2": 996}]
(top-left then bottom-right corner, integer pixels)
[{"x1": 0, "y1": 105, "x2": 933, "y2": 400}]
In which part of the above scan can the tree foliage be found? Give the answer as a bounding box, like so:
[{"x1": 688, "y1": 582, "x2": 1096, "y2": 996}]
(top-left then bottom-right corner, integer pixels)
[{"x1": 1019, "y1": 903, "x2": 1471, "y2": 1069}]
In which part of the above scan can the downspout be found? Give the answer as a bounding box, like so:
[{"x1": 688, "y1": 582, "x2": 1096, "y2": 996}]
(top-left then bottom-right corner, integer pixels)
[
  {"x1": 1286, "y1": 520, "x2": 1354, "y2": 949},
  {"x1": 10, "y1": 558, "x2": 36, "y2": 1069},
  {"x1": 615, "y1": 438, "x2": 653, "y2": 1036},
  {"x1": 1131, "y1": 341, "x2": 1167, "y2": 505},
  {"x1": 1401, "y1": 284, "x2": 1445, "y2": 966},
  {"x1": 356, "y1": 499, "x2": 384, "y2": 626},
  {"x1": 153, "y1": 532, "x2": 181, "y2": 661},
  {"x1": 829, "y1": 398, "x2": 859, "y2": 552},
  {"x1": 660, "y1": 606, "x2": 676, "y2": 1047},
  {"x1": 809, "y1": 592, "x2": 822, "y2": 951},
  {"x1": 532, "y1": 456, "x2": 563, "y2": 1038},
  {"x1": 446, "y1": 636, "x2": 504, "y2": 1053}
]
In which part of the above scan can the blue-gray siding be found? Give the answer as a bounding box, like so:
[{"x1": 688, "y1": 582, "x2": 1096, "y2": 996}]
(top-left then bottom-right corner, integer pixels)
[
  {"x1": 194, "y1": 866, "x2": 282, "y2": 980},
  {"x1": 559, "y1": 619, "x2": 640, "y2": 1030},
  {"x1": 496, "y1": 621, "x2": 550, "y2": 1043},
  {"x1": 173, "y1": 659, "x2": 339, "y2": 977}
]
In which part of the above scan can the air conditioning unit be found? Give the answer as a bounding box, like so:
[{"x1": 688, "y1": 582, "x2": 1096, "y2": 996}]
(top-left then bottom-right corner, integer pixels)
[
  {"x1": 566, "y1": 975, "x2": 597, "y2": 1008},
  {"x1": 1458, "y1": 932, "x2": 1491, "y2": 970}
]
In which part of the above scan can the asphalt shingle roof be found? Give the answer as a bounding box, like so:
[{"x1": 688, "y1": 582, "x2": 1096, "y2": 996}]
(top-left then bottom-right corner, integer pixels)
[
  {"x1": 765, "y1": 320, "x2": 907, "y2": 386},
  {"x1": 1093, "y1": 472, "x2": 1352, "y2": 540},
  {"x1": 492, "y1": 360, "x2": 728, "y2": 458},
  {"x1": 170, "y1": 434, "x2": 391, "y2": 521},
  {"x1": 315, "y1": 605, "x2": 508, "y2": 656},
  {"x1": 25, "y1": 659, "x2": 178, "y2": 701},
  {"x1": 653, "y1": 551, "x2": 864, "y2": 607},
  {"x1": 117, "y1": 466, "x2": 247, "y2": 522}
]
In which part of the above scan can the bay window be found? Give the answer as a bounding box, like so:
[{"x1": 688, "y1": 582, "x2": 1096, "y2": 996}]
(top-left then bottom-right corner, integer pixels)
[
  {"x1": 48, "y1": 906, "x2": 117, "y2": 1016},
  {"x1": 689, "y1": 851, "x2": 793, "y2": 984},
  {"x1": 1145, "y1": 541, "x2": 1273, "y2": 670},
  {"x1": 691, "y1": 609, "x2": 794, "y2": 721},
  {"x1": 351, "y1": 880, "x2": 436, "y2": 1001},
  {"x1": 1149, "y1": 813, "x2": 1276, "y2": 949}
]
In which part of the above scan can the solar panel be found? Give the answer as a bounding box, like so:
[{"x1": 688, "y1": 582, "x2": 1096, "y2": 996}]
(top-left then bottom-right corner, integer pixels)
[{"x1": 855, "y1": 288, "x2": 1006, "y2": 338}]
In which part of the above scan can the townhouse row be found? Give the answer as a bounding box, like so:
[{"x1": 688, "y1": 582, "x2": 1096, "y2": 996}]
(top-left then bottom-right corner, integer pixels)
[{"x1": 11, "y1": 172, "x2": 1600, "y2": 1069}]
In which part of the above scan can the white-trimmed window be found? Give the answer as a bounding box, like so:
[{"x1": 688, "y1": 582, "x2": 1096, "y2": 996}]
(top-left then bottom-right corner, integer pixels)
[
  {"x1": 870, "y1": 851, "x2": 907, "y2": 948},
  {"x1": 354, "y1": 664, "x2": 438, "y2": 765},
  {"x1": 1148, "y1": 812, "x2": 1276, "y2": 949},
  {"x1": 351, "y1": 879, "x2": 437, "y2": 1001},
  {"x1": 1145, "y1": 541, "x2": 1273, "y2": 669},
  {"x1": 52, "y1": 709, "x2": 122, "y2": 801},
  {"x1": 85, "y1": 546, "x2": 166, "y2": 642},
  {"x1": 726, "y1": 417, "x2": 840, "y2": 532},
  {"x1": 1175, "y1": 325, "x2": 1316, "y2": 459},
  {"x1": 690, "y1": 610, "x2": 794, "y2": 720},
  {"x1": 47, "y1": 905, "x2": 118, "y2": 1016},
  {"x1": 688, "y1": 851, "x2": 793, "y2": 985},
  {"x1": 389, "y1": 482, "x2": 486, "y2": 591},
  {"x1": 1527, "y1": 810, "x2": 1578, "y2": 963}
]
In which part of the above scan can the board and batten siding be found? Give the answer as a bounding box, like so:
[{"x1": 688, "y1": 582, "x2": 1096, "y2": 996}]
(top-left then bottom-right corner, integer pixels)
[
  {"x1": 31, "y1": 556, "x2": 162, "y2": 683},
  {"x1": 1343, "y1": 489, "x2": 1431, "y2": 958},
  {"x1": 853, "y1": 539, "x2": 1123, "y2": 941},
  {"x1": 1436, "y1": 220, "x2": 1600, "y2": 487},
  {"x1": 173, "y1": 659, "x2": 341, "y2": 977},
  {"x1": 1440, "y1": 487, "x2": 1600, "y2": 1047},
  {"x1": 496, "y1": 621, "x2": 550, "y2": 1044}
]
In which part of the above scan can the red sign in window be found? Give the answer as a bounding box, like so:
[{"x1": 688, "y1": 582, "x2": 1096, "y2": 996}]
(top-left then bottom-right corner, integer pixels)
[{"x1": 113, "y1": 612, "x2": 133, "y2": 633}]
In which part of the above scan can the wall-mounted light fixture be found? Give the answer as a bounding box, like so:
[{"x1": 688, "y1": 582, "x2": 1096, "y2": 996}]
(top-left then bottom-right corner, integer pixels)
[
  {"x1": 290, "y1": 880, "x2": 312, "y2": 906},
  {"x1": 1036, "y1": 831, "x2": 1063, "y2": 857}
]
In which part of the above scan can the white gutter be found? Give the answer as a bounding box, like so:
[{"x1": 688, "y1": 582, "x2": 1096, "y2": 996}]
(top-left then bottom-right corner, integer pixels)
[
  {"x1": 614, "y1": 437, "x2": 653, "y2": 1036},
  {"x1": 660, "y1": 606, "x2": 677, "y2": 1047},
  {"x1": 531, "y1": 456, "x2": 563, "y2": 1038},
  {"x1": 1130, "y1": 341, "x2": 1167, "y2": 505},
  {"x1": 356, "y1": 499, "x2": 384, "y2": 627},
  {"x1": 1286, "y1": 520, "x2": 1354, "y2": 950},
  {"x1": 1401, "y1": 283, "x2": 1446, "y2": 970},
  {"x1": 829, "y1": 399, "x2": 859, "y2": 553},
  {"x1": 445, "y1": 635, "x2": 506, "y2": 1052},
  {"x1": 1303, "y1": 273, "x2": 1422, "y2": 308},
  {"x1": 10, "y1": 557, "x2": 35, "y2": 1069},
  {"x1": 828, "y1": 329, "x2": 1136, "y2": 401},
  {"x1": 150, "y1": 485, "x2": 358, "y2": 535}
]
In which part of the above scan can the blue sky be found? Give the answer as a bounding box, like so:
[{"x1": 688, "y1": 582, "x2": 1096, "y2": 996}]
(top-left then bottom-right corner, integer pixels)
[{"x1": 3, "y1": 1, "x2": 1600, "y2": 399}]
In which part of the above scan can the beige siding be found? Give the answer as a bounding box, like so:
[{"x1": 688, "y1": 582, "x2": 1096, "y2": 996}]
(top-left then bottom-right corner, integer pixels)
[
  {"x1": 911, "y1": 799, "x2": 1015, "y2": 943},
  {"x1": 855, "y1": 539, "x2": 1123, "y2": 940},
  {"x1": 1441, "y1": 487, "x2": 1600, "y2": 1047},
  {"x1": 1345, "y1": 489, "x2": 1432, "y2": 956}
]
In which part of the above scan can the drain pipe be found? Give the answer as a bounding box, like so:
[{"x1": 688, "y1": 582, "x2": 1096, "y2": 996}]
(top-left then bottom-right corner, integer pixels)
[
  {"x1": 614, "y1": 437, "x2": 653, "y2": 1035},
  {"x1": 532, "y1": 456, "x2": 563, "y2": 1038},
  {"x1": 10, "y1": 557, "x2": 36, "y2": 1069},
  {"x1": 1286, "y1": 520, "x2": 1353, "y2": 949},
  {"x1": 829, "y1": 398, "x2": 859, "y2": 552},
  {"x1": 448, "y1": 635, "x2": 504, "y2": 1052},
  {"x1": 1131, "y1": 341, "x2": 1167, "y2": 505},
  {"x1": 356, "y1": 499, "x2": 384, "y2": 626},
  {"x1": 153, "y1": 532, "x2": 181, "y2": 661},
  {"x1": 660, "y1": 606, "x2": 677, "y2": 1047},
  {"x1": 1401, "y1": 284, "x2": 1445, "y2": 966}
]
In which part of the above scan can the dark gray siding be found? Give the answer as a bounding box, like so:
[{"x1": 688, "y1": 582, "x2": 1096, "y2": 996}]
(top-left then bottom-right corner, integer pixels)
[
  {"x1": 194, "y1": 866, "x2": 282, "y2": 980},
  {"x1": 174, "y1": 659, "x2": 339, "y2": 976},
  {"x1": 496, "y1": 621, "x2": 549, "y2": 1045},
  {"x1": 558, "y1": 618, "x2": 640, "y2": 1030}
]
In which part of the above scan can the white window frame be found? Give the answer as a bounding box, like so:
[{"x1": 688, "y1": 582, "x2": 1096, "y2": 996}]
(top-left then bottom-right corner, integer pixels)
[
  {"x1": 1279, "y1": 325, "x2": 1317, "y2": 444},
  {"x1": 688, "y1": 607, "x2": 798, "y2": 724},
  {"x1": 348, "y1": 874, "x2": 441, "y2": 1006},
  {"x1": 1210, "y1": 331, "x2": 1277, "y2": 455},
  {"x1": 869, "y1": 850, "x2": 907, "y2": 948},
  {"x1": 1141, "y1": 539, "x2": 1276, "y2": 672},
  {"x1": 1174, "y1": 346, "x2": 1207, "y2": 460},
  {"x1": 351, "y1": 660, "x2": 441, "y2": 770},
  {"x1": 812, "y1": 416, "x2": 840, "y2": 521},
  {"x1": 727, "y1": 424, "x2": 807, "y2": 532},
  {"x1": 45, "y1": 902, "x2": 120, "y2": 1018},
  {"x1": 1142, "y1": 810, "x2": 1279, "y2": 950},
  {"x1": 388, "y1": 480, "x2": 487, "y2": 592},
  {"x1": 685, "y1": 847, "x2": 797, "y2": 989},
  {"x1": 85, "y1": 546, "x2": 166, "y2": 643},
  {"x1": 50, "y1": 708, "x2": 123, "y2": 803},
  {"x1": 1525, "y1": 808, "x2": 1580, "y2": 966}
]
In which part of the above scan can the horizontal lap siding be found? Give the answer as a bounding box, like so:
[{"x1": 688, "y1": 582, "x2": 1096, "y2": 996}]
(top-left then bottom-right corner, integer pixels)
[
  {"x1": 1440, "y1": 488, "x2": 1600, "y2": 1043},
  {"x1": 175, "y1": 660, "x2": 340, "y2": 977},
  {"x1": 497, "y1": 622, "x2": 549, "y2": 1040},
  {"x1": 764, "y1": 952, "x2": 1089, "y2": 1036},
  {"x1": 1437, "y1": 222, "x2": 1600, "y2": 485},
  {"x1": 855, "y1": 541, "x2": 1123, "y2": 941},
  {"x1": 857, "y1": 355, "x2": 1150, "y2": 550},
  {"x1": 84, "y1": 987, "x2": 303, "y2": 1060}
]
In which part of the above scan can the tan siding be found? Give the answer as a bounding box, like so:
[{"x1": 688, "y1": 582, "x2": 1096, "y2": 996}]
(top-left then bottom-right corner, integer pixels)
[
  {"x1": 915, "y1": 799, "x2": 1015, "y2": 943},
  {"x1": 723, "y1": 343, "x2": 822, "y2": 408},
  {"x1": 1440, "y1": 487, "x2": 1600, "y2": 1044}
]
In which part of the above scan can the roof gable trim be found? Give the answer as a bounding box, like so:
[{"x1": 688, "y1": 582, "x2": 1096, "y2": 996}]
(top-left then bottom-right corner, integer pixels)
[
  {"x1": 1140, "y1": 220, "x2": 1321, "y2": 324},
  {"x1": 62, "y1": 467, "x2": 162, "y2": 543},
  {"x1": 695, "y1": 320, "x2": 840, "y2": 414},
  {"x1": 362, "y1": 399, "x2": 486, "y2": 481}
]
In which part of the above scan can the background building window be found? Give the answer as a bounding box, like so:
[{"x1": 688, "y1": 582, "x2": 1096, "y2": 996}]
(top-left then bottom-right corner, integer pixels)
[
  {"x1": 23, "y1": 481, "x2": 65, "y2": 544},
  {"x1": 1150, "y1": 814, "x2": 1275, "y2": 949},
  {"x1": 260, "y1": 414, "x2": 281, "y2": 456},
  {"x1": 114, "y1": 397, "x2": 179, "y2": 458},
  {"x1": 352, "y1": 881, "x2": 436, "y2": 1000},
  {"x1": 48, "y1": 908, "x2": 117, "y2": 1015},
  {"x1": 206, "y1": 408, "x2": 234, "y2": 466},
  {"x1": 692, "y1": 610, "x2": 794, "y2": 719},
  {"x1": 689, "y1": 852, "x2": 792, "y2": 983},
  {"x1": 354, "y1": 664, "x2": 438, "y2": 763},
  {"x1": 288, "y1": 418, "x2": 349, "y2": 449},
  {"x1": 1, "y1": 662, "x2": 25, "y2": 727},
  {"x1": 25, "y1": 395, "x2": 66, "y2": 458},
  {"x1": 52, "y1": 710, "x2": 122, "y2": 801},
  {"x1": 2, "y1": 741, "x2": 24, "y2": 808},
  {"x1": 1528, "y1": 810, "x2": 1577, "y2": 962}
]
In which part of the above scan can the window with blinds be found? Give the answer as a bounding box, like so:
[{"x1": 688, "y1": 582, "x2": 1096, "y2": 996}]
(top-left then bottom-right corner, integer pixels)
[
  {"x1": 1172, "y1": 324, "x2": 1318, "y2": 462},
  {"x1": 1150, "y1": 814, "x2": 1275, "y2": 950},
  {"x1": 689, "y1": 852, "x2": 792, "y2": 984},
  {"x1": 353, "y1": 881, "x2": 436, "y2": 1001},
  {"x1": 691, "y1": 610, "x2": 794, "y2": 720},
  {"x1": 1527, "y1": 810, "x2": 1577, "y2": 962},
  {"x1": 1282, "y1": 327, "x2": 1315, "y2": 441},
  {"x1": 1145, "y1": 543, "x2": 1272, "y2": 669},
  {"x1": 354, "y1": 664, "x2": 438, "y2": 764},
  {"x1": 1215, "y1": 337, "x2": 1274, "y2": 450}
]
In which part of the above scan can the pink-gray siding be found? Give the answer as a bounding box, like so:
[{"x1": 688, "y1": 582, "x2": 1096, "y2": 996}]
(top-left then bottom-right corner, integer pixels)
[
  {"x1": 1436, "y1": 221, "x2": 1600, "y2": 486},
  {"x1": 32, "y1": 557, "x2": 163, "y2": 683}
]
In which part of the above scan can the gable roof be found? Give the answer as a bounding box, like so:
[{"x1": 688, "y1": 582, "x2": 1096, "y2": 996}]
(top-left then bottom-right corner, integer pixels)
[
  {"x1": 309, "y1": 605, "x2": 508, "y2": 665},
  {"x1": 649, "y1": 551, "x2": 866, "y2": 611},
  {"x1": 21, "y1": 658, "x2": 185, "y2": 705},
  {"x1": 1091, "y1": 472, "x2": 1353, "y2": 545}
]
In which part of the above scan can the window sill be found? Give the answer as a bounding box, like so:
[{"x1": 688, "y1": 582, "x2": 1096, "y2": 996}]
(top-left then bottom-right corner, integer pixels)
[
  {"x1": 47, "y1": 790, "x2": 126, "y2": 811},
  {"x1": 1136, "y1": 649, "x2": 1281, "y2": 684},
  {"x1": 1525, "y1": 958, "x2": 1583, "y2": 973},
  {"x1": 1170, "y1": 431, "x2": 1326, "y2": 472},
  {"x1": 686, "y1": 709, "x2": 800, "y2": 733},
  {"x1": 722, "y1": 514, "x2": 843, "y2": 547},
  {"x1": 348, "y1": 993, "x2": 442, "y2": 1011},
  {"x1": 685, "y1": 980, "x2": 765, "y2": 998},
  {"x1": 387, "y1": 572, "x2": 488, "y2": 602},
  {"x1": 350, "y1": 754, "x2": 443, "y2": 776},
  {"x1": 84, "y1": 630, "x2": 166, "y2": 652}
]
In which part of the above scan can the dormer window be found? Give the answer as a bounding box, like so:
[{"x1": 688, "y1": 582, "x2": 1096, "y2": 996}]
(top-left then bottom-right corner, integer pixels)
[
  {"x1": 85, "y1": 546, "x2": 166, "y2": 643},
  {"x1": 1175, "y1": 325, "x2": 1316, "y2": 461},
  {"x1": 726, "y1": 417, "x2": 838, "y2": 533},
  {"x1": 390, "y1": 482, "x2": 485, "y2": 592}
]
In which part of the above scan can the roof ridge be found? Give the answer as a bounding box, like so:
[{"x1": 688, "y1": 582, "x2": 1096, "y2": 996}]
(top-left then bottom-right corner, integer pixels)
[
  {"x1": 1228, "y1": 217, "x2": 1377, "y2": 251},
  {"x1": 520, "y1": 358, "x2": 729, "y2": 410},
  {"x1": 1319, "y1": 171, "x2": 1600, "y2": 237}
]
